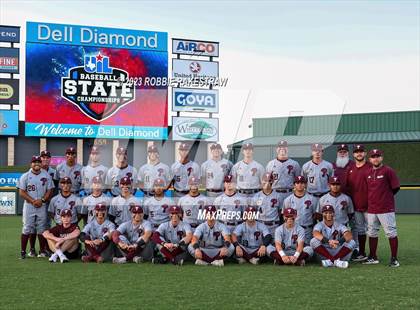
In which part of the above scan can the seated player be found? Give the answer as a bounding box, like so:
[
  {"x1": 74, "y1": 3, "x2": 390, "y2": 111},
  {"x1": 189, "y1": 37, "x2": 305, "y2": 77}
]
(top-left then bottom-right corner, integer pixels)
[
  {"x1": 143, "y1": 178, "x2": 174, "y2": 230},
  {"x1": 188, "y1": 205, "x2": 234, "y2": 267},
  {"x1": 80, "y1": 203, "x2": 115, "y2": 263},
  {"x1": 48, "y1": 177, "x2": 81, "y2": 225},
  {"x1": 80, "y1": 176, "x2": 111, "y2": 224},
  {"x1": 231, "y1": 206, "x2": 271, "y2": 265},
  {"x1": 310, "y1": 205, "x2": 356, "y2": 269},
  {"x1": 267, "y1": 208, "x2": 313, "y2": 266},
  {"x1": 151, "y1": 206, "x2": 192, "y2": 266},
  {"x1": 42, "y1": 209, "x2": 81, "y2": 263},
  {"x1": 111, "y1": 205, "x2": 153, "y2": 264}
]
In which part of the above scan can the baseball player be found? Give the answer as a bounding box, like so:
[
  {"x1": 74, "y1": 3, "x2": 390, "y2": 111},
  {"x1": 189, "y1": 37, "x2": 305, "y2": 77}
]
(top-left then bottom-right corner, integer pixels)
[
  {"x1": 266, "y1": 140, "x2": 301, "y2": 205},
  {"x1": 188, "y1": 205, "x2": 234, "y2": 266},
  {"x1": 170, "y1": 142, "x2": 200, "y2": 200},
  {"x1": 345, "y1": 144, "x2": 371, "y2": 261},
  {"x1": 231, "y1": 143, "x2": 265, "y2": 201},
  {"x1": 332, "y1": 144, "x2": 353, "y2": 192},
  {"x1": 282, "y1": 176, "x2": 317, "y2": 245},
  {"x1": 251, "y1": 172, "x2": 283, "y2": 235},
  {"x1": 201, "y1": 143, "x2": 233, "y2": 200},
  {"x1": 267, "y1": 208, "x2": 313, "y2": 266},
  {"x1": 106, "y1": 146, "x2": 138, "y2": 197},
  {"x1": 54, "y1": 147, "x2": 83, "y2": 194},
  {"x1": 302, "y1": 143, "x2": 334, "y2": 205},
  {"x1": 81, "y1": 146, "x2": 108, "y2": 196},
  {"x1": 231, "y1": 206, "x2": 271, "y2": 265},
  {"x1": 363, "y1": 149, "x2": 400, "y2": 267},
  {"x1": 151, "y1": 205, "x2": 192, "y2": 265},
  {"x1": 317, "y1": 176, "x2": 354, "y2": 227},
  {"x1": 213, "y1": 175, "x2": 248, "y2": 233},
  {"x1": 40, "y1": 150, "x2": 56, "y2": 181},
  {"x1": 17, "y1": 156, "x2": 54, "y2": 259},
  {"x1": 42, "y1": 209, "x2": 81, "y2": 263},
  {"x1": 310, "y1": 205, "x2": 356, "y2": 268},
  {"x1": 143, "y1": 178, "x2": 174, "y2": 230},
  {"x1": 109, "y1": 177, "x2": 142, "y2": 227},
  {"x1": 177, "y1": 176, "x2": 210, "y2": 231},
  {"x1": 111, "y1": 205, "x2": 153, "y2": 264},
  {"x1": 137, "y1": 145, "x2": 171, "y2": 198},
  {"x1": 48, "y1": 177, "x2": 81, "y2": 225},
  {"x1": 80, "y1": 203, "x2": 115, "y2": 263},
  {"x1": 80, "y1": 176, "x2": 111, "y2": 224}
]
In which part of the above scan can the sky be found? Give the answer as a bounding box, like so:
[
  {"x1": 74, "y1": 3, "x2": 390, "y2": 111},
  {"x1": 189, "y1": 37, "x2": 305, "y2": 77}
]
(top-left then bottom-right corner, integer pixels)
[{"x1": 1, "y1": 0, "x2": 419, "y2": 149}]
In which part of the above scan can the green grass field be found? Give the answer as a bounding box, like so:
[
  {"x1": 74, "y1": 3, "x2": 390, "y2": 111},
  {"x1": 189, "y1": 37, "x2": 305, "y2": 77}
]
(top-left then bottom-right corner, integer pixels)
[{"x1": 1, "y1": 215, "x2": 419, "y2": 310}]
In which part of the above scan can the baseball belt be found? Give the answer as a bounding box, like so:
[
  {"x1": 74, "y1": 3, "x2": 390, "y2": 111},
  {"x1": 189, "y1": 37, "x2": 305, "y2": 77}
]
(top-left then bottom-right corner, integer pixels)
[
  {"x1": 301, "y1": 224, "x2": 314, "y2": 229},
  {"x1": 238, "y1": 189, "x2": 260, "y2": 195},
  {"x1": 206, "y1": 189, "x2": 223, "y2": 193},
  {"x1": 275, "y1": 188, "x2": 293, "y2": 193},
  {"x1": 174, "y1": 189, "x2": 189, "y2": 194},
  {"x1": 263, "y1": 221, "x2": 281, "y2": 226},
  {"x1": 309, "y1": 192, "x2": 329, "y2": 198}
]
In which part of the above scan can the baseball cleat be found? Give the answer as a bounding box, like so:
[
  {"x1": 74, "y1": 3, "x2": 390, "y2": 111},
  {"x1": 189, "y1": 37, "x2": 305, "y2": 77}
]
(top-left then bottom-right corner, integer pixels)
[
  {"x1": 175, "y1": 258, "x2": 184, "y2": 266},
  {"x1": 389, "y1": 258, "x2": 400, "y2": 268},
  {"x1": 237, "y1": 258, "x2": 247, "y2": 264},
  {"x1": 297, "y1": 259, "x2": 306, "y2": 267},
  {"x1": 363, "y1": 257, "x2": 380, "y2": 265},
  {"x1": 49, "y1": 253, "x2": 58, "y2": 263},
  {"x1": 321, "y1": 259, "x2": 334, "y2": 267},
  {"x1": 113, "y1": 257, "x2": 127, "y2": 264},
  {"x1": 81, "y1": 255, "x2": 93, "y2": 263},
  {"x1": 20, "y1": 251, "x2": 26, "y2": 260},
  {"x1": 334, "y1": 259, "x2": 349, "y2": 269},
  {"x1": 28, "y1": 249, "x2": 37, "y2": 258},
  {"x1": 352, "y1": 255, "x2": 368, "y2": 262},
  {"x1": 152, "y1": 257, "x2": 167, "y2": 264},
  {"x1": 211, "y1": 259, "x2": 224, "y2": 267},
  {"x1": 249, "y1": 257, "x2": 260, "y2": 265},
  {"x1": 133, "y1": 256, "x2": 144, "y2": 264},
  {"x1": 195, "y1": 259, "x2": 209, "y2": 266},
  {"x1": 59, "y1": 255, "x2": 69, "y2": 263},
  {"x1": 37, "y1": 252, "x2": 49, "y2": 258}
]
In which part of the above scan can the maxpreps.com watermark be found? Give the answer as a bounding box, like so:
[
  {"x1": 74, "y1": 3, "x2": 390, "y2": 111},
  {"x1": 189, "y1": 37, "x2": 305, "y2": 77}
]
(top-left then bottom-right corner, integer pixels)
[{"x1": 197, "y1": 210, "x2": 260, "y2": 221}]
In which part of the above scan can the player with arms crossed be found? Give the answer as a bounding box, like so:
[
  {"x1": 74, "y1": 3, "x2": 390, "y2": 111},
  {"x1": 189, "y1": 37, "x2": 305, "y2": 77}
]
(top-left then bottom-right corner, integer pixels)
[
  {"x1": 81, "y1": 146, "x2": 108, "y2": 196},
  {"x1": 143, "y1": 178, "x2": 174, "y2": 230},
  {"x1": 48, "y1": 177, "x2": 81, "y2": 225},
  {"x1": 106, "y1": 147, "x2": 137, "y2": 197},
  {"x1": 54, "y1": 147, "x2": 82, "y2": 194},
  {"x1": 80, "y1": 176, "x2": 111, "y2": 224}
]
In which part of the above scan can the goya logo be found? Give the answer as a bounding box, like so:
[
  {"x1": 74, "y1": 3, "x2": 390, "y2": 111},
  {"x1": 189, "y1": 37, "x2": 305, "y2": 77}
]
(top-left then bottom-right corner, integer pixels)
[
  {"x1": 175, "y1": 119, "x2": 217, "y2": 140},
  {"x1": 61, "y1": 52, "x2": 135, "y2": 121}
]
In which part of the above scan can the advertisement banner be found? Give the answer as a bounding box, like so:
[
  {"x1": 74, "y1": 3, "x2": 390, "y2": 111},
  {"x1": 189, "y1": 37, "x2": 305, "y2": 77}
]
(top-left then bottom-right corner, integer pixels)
[
  {"x1": 172, "y1": 88, "x2": 218, "y2": 113},
  {"x1": 0, "y1": 78, "x2": 19, "y2": 105},
  {"x1": 172, "y1": 116, "x2": 219, "y2": 142},
  {"x1": 0, "y1": 47, "x2": 19, "y2": 74},
  {"x1": 0, "y1": 191, "x2": 16, "y2": 215},
  {"x1": 0, "y1": 110, "x2": 19, "y2": 136},
  {"x1": 25, "y1": 22, "x2": 168, "y2": 140},
  {"x1": 172, "y1": 59, "x2": 218, "y2": 80},
  {"x1": 172, "y1": 38, "x2": 219, "y2": 57},
  {"x1": 0, "y1": 25, "x2": 20, "y2": 43},
  {"x1": 0, "y1": 172, "x2": 23, "y2": 187}
]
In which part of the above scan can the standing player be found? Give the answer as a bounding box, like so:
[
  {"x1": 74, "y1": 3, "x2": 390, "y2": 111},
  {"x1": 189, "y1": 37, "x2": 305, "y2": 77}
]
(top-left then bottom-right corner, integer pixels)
[
  {"x1": 213, "y1": 175, "x2": 248, "y2": 233},
  {"x1": 251, "y1": 172, "x2": 283, "y2": 236},
  {"x1": 106, "y1": 146, "x2": 138, "y2": 197},
  {"x1": 170, "y1": 143, "x2": 200, "y2": 200},
  {"x1": 137, "y1": 145, "x2": 171, "y2": 198},
  {"x1": 143, "y1": 178, "x2": 174, "y2": 230},
  {"x1": 80, "y1": 203, "x2": 115, "y2": 263},
  {"x1": 201, "y1": 143, "x2": 233, "y2": 200},
  {"x1": 302, "y1": 143, "x2": 333, "y2": 205},
  {"x1": 54, "y1": 147, "x2": 83, "y2": 194},
  {"x1": 188, "y1": 205, "x2": 234, "y2": 266},
  {"x1": 43, "y1": 209, "x2": 81, "y2": 263},
  {"x1": 17, "y1": 156, "x2": 54, "y2": 259},
  {"x1": 310, "y1": 205, "x2": 356, "y2": 268},
  {"x1": 345, "y1": 144, "x2": 370, "y2": 261},
  {"x1": 109, "y1": 177, "x2": 142, "y2": 227},
  {"x1": 48, "y1": 177, "x2": 81, "y2": 225},
  {"x1": 80, "y1": 176, "x2": 111, "y2": 224},
  {"x1": 266, "y1": 140, "x2": 301, "y2": 206},
  {"x1": 283, "y1": 176, "x2": 317, "y2": 245},
  {"x1": 151, "y1": 206, "x2": 192, "y2": 265},
  {"x1": 267, "y1": 208, "x2": 313, "y2": 266},
  {"x1": 231, "y1": 206, "x2": 271, "y2": 265},
  {"x1": 40, "y1": 150, "x2": 56, "y2": 181},
  {"x1": 363, "y1": 149, "x2": 400, "y2": 267},
  {"x1": 111, "y1": 205, "x2": 153, "y2": 264},
  {"x1": 178, "y1": 176, "x2": 210, "y2": 231},
  {"x1": 332, "y1": 144, "x2": 353, "y2": 192},
  {"x1": 231, "y1": 143, "x2": 265, "y2": 202},
  {"x1": 81, "y1": 146, "x2": 108, "y2": 196}
]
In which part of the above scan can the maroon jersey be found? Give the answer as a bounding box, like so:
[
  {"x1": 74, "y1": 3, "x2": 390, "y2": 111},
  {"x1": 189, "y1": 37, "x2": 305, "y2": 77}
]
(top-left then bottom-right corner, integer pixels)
[
  {"x1": 49, "y1": 224, "x2": 79, "y2": 238},
  {"x1": 332, "y1": 160, "x2": 353, "y2": 192},
  {"x1": 366, "y1": 165, "x2": 400, "y2": 214},
  {"x1": 345, "y1": 162, "x2": 370, "y2": 212}
]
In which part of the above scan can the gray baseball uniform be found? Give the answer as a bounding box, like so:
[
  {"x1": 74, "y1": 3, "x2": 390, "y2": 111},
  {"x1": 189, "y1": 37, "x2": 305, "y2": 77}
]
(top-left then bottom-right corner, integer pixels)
[
  {"x1": 171, "y1": 160, "x2": 201, "y2": 192},
  {"x1": 266, "y1": 224, "x2": 314, "y2": 257},
  {"x1": 80, "y1": 193, "x2": 112, "y2": 223},
  {"x1": 81, "y1": 164, "x2": 108, "y2": 195},
  {"x1": 231, "y1": 160, "x2": 265, "y2": 190},
  {"x1": 54, "y1": 162, "x2": 83, "y2": 193},
  {"x1": 109, "y1": 195, "x2": 142, "y2": 226},
  {"x1": 266, "y1": 158, "x2": 301, "y2": 190},
  {"x1": 302, "y1": 160, "x2": 334, "y2": 195},
  {"x1": 214, "y1": 192, "x2": 247, "y2": 231},
  {"x1": 251, "y1": 190, "x2": 282, "y2": 235},
  {"x1": 43, "y1": 167, "x2": 56, "y2": 182},
  {"x1": 201, "y1": 158, "x2": 233, "y2": 192},
  {"x1": 143, "y1": 196, "x2": 174, "y2": 228},
  {"x1": 117, "y1": 219, "x2": 152, "y2": 244},
  {"x1": 106, "y1": 165, "x2": 138, "y2": 196},
  {"x1": 82, "y1": 219, "x2": 115, "y2": 240},
  {"x1": 317, "y1": 193, "x2": 355, "y2": 225},
  {"x1": 138, "y1": 162, "x2": 171, "y2": 192},
  {"x1": 156, "y1": 221, "x2": 192, "y2": 244},
  {"x1": 178, "y1": 194, "x2": 210, "y2": 228},
  {"x1": 48, "y1": 193, "x2": 81, "y2": 224},
  {"x1": 233, "y1": 221, "x2": 270, "y2": 250}
]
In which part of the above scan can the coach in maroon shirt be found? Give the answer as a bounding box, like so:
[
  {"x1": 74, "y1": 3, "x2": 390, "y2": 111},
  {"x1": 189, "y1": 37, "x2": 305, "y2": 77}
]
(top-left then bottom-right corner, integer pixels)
[
  {"x1": 333, "y1": 144, "x2": 353, "y2": 192},
  {"x1": 364, "y1": 149, "x2": 400, "y2": 267}
]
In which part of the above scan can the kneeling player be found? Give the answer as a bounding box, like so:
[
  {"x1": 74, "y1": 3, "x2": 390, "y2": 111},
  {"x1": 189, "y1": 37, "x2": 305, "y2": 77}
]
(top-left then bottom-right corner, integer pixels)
[
  {"x1": 151, "y1": 206, "x2": 192, "y2": 265},
  {"x1": 188, "y1": 205, "x2": 234, "y2": 266},
  {"x1": 231, "y1": 206, "x2": 271, "y2": 265},
  {"x1": 80, "y1": 203, "x2": 115, "y2": 263},
  {"x1": 111, "y1": 205, "x2": 153, "y2": 264},
  {"x1": 310, "y1": 205, "x2": 356, "y2": 268},
  {"x1": 267, "y1": 208, "x2": 313, "y2": 266},
  {"x1": 42, "y1": 209, "x2": 81, "y2": 263}
]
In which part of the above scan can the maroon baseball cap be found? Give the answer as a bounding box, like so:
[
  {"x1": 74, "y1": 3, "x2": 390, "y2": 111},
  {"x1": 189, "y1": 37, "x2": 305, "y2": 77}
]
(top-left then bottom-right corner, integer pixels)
[
  {"x1": 120, "y1": 176, "x2": 132, "y2": 186},
  {"x1": 90, "y1": 146, "x2": 100, "y2": 154},
  {"x1": 31, "y1": 155, "x2": 42, "y2": 163},
  {"x1": 178, "y1": 142, "x2": 190, "y2": 150},
  {"x1": 261, "y1": 172, "x2": 274, "y2": 183},
  {"x1": 92, "y1": 176, "x2": 102, "y2": 184},
  {"x1": 59, "y1": 177, "x2": 72, "y2": 184},
  {"x1": 204, "y1": 205, "x2": 217, "y2": 214},
  {"x1": 321, "y1": 205, "x2": 335, "y2": 213},
  {"x1": 116, "y1": 147, "x2": 127, "y2": 155},
  {"x1": 244, "y1": 205, "x2": 257, "y2": 213},
  {"x1": 368, "y1": 149, "x2": 383, "y2": 157},
  {"x1": 210, "y1": 143, "x2": 222, "y2": 150},
  {"x1": 294, "y1": 175, "x2": 307, "y2": 183},
  {"x1": 60, "y1": 209, "x2": 72, "y2": 217},
  {"x1": 40, "y1": 150, "x2": 51, "y2": 158},
  {"x1": 147, "y1": 145, "x2": 158, "y2": 153},
  {"x1": 169, "y1": 205, "x2": 182, "y2": 214},
  {"x1": 353, "y1": 144, "x2": 365, "y2": 152},
  {"x1": 283, "y1": 207, "x2": 297, "y2": 218},
  {"x1": 66, "y1": 147, "x2": 76, "y2": 154},
  {"x1": 224, "y1": 175, "x2": 234, "y2": 183},
  {"x1": 337, "y1": 144, "x2": 349, "y2": 152},
  {"x1": 188, "y1": 176, "x2": 200, "y2": 186},
  {"x1": 311, "y1": 143, "x2": 323, "y2": 151},
  {"x1": 153, "y1": 178, "x2": 166, "y2": 187},
  {"x1": 277, "y1": 140, "x2": 288, "y2": 148},
  {"x1": 328, "y1": 176, "x2": 341, "y2": 185},
  {"x1": 94, "y1": 203, "x2": 107, "y2": 212},
  {"x1": 130, "y1": 205, "x2": 143, "y2": 214},
  {"x1": 242, "y1": 142, "x2": 253, "y2": 150}
]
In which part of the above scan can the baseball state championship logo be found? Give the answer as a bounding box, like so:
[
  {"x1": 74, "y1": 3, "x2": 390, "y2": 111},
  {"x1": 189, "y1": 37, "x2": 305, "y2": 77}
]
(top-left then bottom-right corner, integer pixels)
[{"x1": 61, "y1": 52, "x2": 135, "y2": 121}]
